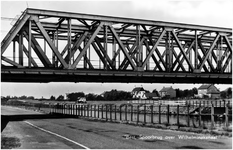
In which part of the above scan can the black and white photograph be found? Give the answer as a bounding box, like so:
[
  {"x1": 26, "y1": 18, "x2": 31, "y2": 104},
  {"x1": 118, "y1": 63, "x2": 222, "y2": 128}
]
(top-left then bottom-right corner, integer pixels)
[{"x1": 1, "y1": 0, "x2": 232, "y2": 149}]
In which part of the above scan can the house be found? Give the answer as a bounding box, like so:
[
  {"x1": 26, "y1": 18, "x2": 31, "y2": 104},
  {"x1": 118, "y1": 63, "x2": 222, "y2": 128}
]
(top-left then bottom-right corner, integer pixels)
[
  {"x1": 132, "y1": 87, "x2": 147, "y2": 99},
  {"x1": 197, "y1": 84, "x2": 220, "y2": 99},
  {"x1": 159, "y1": 86, "x2": 176, "y2": 98}
]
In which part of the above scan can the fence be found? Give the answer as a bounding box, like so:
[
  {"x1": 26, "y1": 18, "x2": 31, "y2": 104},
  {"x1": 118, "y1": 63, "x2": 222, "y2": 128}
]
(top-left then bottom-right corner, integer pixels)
[
  {"x1": 131, "y1": 99, "x2": 232, "y2": 107},
  {"x1": 5, "y1": 100, "x2": 231, "y2": 130}
]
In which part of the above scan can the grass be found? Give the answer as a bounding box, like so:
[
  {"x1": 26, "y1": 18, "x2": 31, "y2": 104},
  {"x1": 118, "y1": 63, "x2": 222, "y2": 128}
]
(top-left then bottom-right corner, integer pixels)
[{"x1": 1, "y1": 136, "x2": 21, "y2": 149}]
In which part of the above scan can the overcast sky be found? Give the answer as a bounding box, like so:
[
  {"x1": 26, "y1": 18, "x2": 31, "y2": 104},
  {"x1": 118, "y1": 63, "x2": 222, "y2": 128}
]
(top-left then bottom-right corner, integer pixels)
[{"x1": 1, "y1": 0, "x2": 232, "y2": 98}]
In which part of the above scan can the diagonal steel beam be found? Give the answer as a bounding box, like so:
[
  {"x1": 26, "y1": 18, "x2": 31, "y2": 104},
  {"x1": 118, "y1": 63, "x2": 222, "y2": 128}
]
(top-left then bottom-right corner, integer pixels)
[
  {"x1": 172, "y1": 41, "x2": 190, "y2": 71},
  {"x1": 142, "y1": 25, "x2": 162, "y2": 69},
  {"x1": 121, "y1": 38, "x2": 144, "y2": 70},
  {"x1": 154, "y1": 49, "x2": 166, "y2": 71},
  {"x1": 32, "y1": 16, "x2": 68, "y2": 68},
  {"x1": 95, "y1": 37, "x2": 115, "y2": 69},
  {"x1": 71, "y1": 22, "x2": 103, "y2": 69},
  {"x1": 198, "y1": 41, "x2": 215, "y2": 71},
  {"x1": 64, "y1": 32, "x2": 88, "y2": 63},
  {"x1": 197, "y1": 53, "x2": 209, "y2": 72},
  {"x1": 171, "y1": 30, "x2": 194, "y2": 71},
  {"x1": 192, "y1": 42, "x2": 210, "y2": 72},
  {"x1": 61, "y1": 44, "x2": 69, "y2": 56},
  {"x1": 142, "y1": 30, "x2": 166, "y2": 68},
  {"x1": 108, "y1": 25, "x2": 136, "y2": 70},
  {"x1": 172, "y1": 47, "x2": 186, "y2": 72},
  {"x1": 91, "y1": 42, "x2": 110, "y2": 70},
  {"x1": 175, "y1": 42, "x2": 194, "y2": 72},
  {"x1": 1, "y1": 56, "x2": 24, "y2": 68},
  {"x1": 22, "y1": 44, "x2": 38, "y2": 67},
  {"x1": 143, "y1": 40, "x2": 163, "y2": 71},
  {"x1": 142, "y1": 25, "x2": 166, "y2": 70},
  {"x1": 199, "y1": 34, "x2": 220, "y2": 69},
  {"x1": 223, "y1": 35, "x2": 232, "y2": 52},
  {"x1": 222, "y1": 53, "x2": 232, "y2": 72},
  {"x1": 120, "y1": 42, "x2": 138, "y2": 69},
  {"x1": 1, "y1": 14, "x2": 30, "y2": 54},
  {"x1": 23, "y1": 30, "x2": 52, "y2": 67},
  {"x1": 77, "y1": 47, "x2": 94, "y2": 69},
  {"x1": 176, "y1": 41, "x2": 208, "y2": 72}
]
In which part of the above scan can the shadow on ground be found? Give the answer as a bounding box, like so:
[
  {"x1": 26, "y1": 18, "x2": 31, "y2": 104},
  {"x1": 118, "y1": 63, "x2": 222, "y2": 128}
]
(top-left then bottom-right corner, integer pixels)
[
  {"x1": 175, "y1": 145, "x2": 203, "y2": 149},
  {"x1": 1, "y1": 114, "x2": 77, "y2": 132}
]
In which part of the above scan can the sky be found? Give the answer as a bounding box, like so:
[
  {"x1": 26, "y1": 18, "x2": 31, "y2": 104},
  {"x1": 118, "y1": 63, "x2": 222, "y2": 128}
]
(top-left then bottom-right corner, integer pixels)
[{"x1": 1, "y1": 0, "x2": 232, "y2": 98}]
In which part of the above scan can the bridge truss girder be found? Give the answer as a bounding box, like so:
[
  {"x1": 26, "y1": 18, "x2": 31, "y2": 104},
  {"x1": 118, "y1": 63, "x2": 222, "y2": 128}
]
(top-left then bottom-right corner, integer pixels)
[{"x1": 1, "y1": 8, "x2": 232, "y2": 83}]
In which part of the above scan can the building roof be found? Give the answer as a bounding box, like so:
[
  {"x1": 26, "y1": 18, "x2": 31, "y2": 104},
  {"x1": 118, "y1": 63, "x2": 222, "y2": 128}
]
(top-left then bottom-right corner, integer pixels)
[
  {"x1": 132, "y1": 87, "x2": 145, "y2": 92},
  {"x1": 207, "y1": 91, "x2": 220, "y2": 94},
  {"x1": 159, "y1": 86, "x2": 174, "y2": 92},
  {"x1": 198, "y1": 84, "x2": 212, "y2": 90}
]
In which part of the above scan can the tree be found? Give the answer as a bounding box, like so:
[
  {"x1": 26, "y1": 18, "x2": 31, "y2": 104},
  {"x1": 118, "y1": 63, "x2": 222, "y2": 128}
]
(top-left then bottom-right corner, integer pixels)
[
  {"x1": 56, "y1": 95, "x2": 64, "y2": 101},
  {"x1": 95, "y1": 95, "x2": 105, "y2": 101},
  {"x1": 27, "y1": 96, "x2": 35, "y2": 100},
  {"x1": 19, "y1": 95, "x2": 27, "y2": 99},
  {"x1": 103, "y1": 89, "x2": 132, "y2": 101},
  {"x1": 227, "y1": 88, "x2": 232, "y2": 98},
  {"x1": 50, "y1": 95, "x2": 56, "y2": 100},
  {"x1": 192, "y1": 87, "x2": 198, "y2": 95},
  {"x1": 66, "y1": 92, "x2": 85, "y2": 101},
  {"x1": 86, "y1": 93, "x2": 96, "y2": 101},
  {"x1": 220, "y1": 91, "x2": 227, "y2": 98}
]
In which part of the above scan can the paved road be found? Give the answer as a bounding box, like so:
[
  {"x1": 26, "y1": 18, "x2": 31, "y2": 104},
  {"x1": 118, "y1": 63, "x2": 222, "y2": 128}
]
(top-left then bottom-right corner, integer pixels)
[{"x1": 1, "y1": 106, "x2": 232, "y2": 149}]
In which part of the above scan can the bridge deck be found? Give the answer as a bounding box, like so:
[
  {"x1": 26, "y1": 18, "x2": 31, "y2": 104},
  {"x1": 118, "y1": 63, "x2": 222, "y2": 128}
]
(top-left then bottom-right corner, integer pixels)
[{"x1": 1, "y1": 68, "x2": 231, "y2": 84}]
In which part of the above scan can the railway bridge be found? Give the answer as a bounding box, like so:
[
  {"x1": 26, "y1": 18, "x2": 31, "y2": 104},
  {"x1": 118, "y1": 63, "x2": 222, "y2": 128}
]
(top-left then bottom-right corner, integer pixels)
[{"x1": 1, "y1": 8, "x2": 232, "y2": 84}]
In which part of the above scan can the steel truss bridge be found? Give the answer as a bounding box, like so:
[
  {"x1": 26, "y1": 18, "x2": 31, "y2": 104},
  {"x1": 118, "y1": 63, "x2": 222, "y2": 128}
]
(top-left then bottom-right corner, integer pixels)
[{"x1": 1, "y1": 8, "x2": 232, "y2": 83}]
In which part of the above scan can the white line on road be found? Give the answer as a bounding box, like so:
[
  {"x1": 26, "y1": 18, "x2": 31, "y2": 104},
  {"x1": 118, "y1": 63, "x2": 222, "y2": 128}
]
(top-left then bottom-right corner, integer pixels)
[{"x1": 24, "y1": 121, "x2": 90, "y2": 150}]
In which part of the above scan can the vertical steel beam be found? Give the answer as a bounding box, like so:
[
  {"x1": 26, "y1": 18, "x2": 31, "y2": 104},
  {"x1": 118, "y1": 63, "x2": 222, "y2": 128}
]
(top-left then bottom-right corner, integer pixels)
[
  {"x1": 55, "y1": 29, "x2": 58, "y2": 67},
  {"x1": 28, "y1": 20, "x2": 32, "y2": 68},
  {"x1": 166, "y1": 31, "x2": 172, "y2": 72},
  {"x1": 44, "y1": 39, "x2": 46, "y2": 54},
  {"x1": 67, "y1": 18, "x2": 72, "y2": 67},
  {"x1": 13, "y1": 40, "x2": 16, "y2": 62},
  {"x1": 84, "y1": 39, "x2": 87, "y2": 69},
  {"x1": 218, "y1": 36, "x2": 223, "y2": 72},
  {"x1": 112, "y1": 38, "x2": 116, "y2": 68},
  {"x1": 19, "y1": 32, "x2": 23, "y2": 66},
  {"x1": 189, "y1": 42, "x2": 192, "y2": 72},
  {"x1": 136, "y1": 25, "x2": 141, "y2": 67},
  {"x1": 195, "y1": 30, "x2": 198, "y2": 69},
  {"x1": 52, "y1": 33, "x2": 55, "y2": 66},
  {"x1": 166, "y1": 31, "x2": 169, "y2": 72},
  {"x1": 145, "y1": 39, "x2": 149, "y2": 70},
  {"x1": 104, "y1": 25, "x2": 108, "y2": 70}
]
